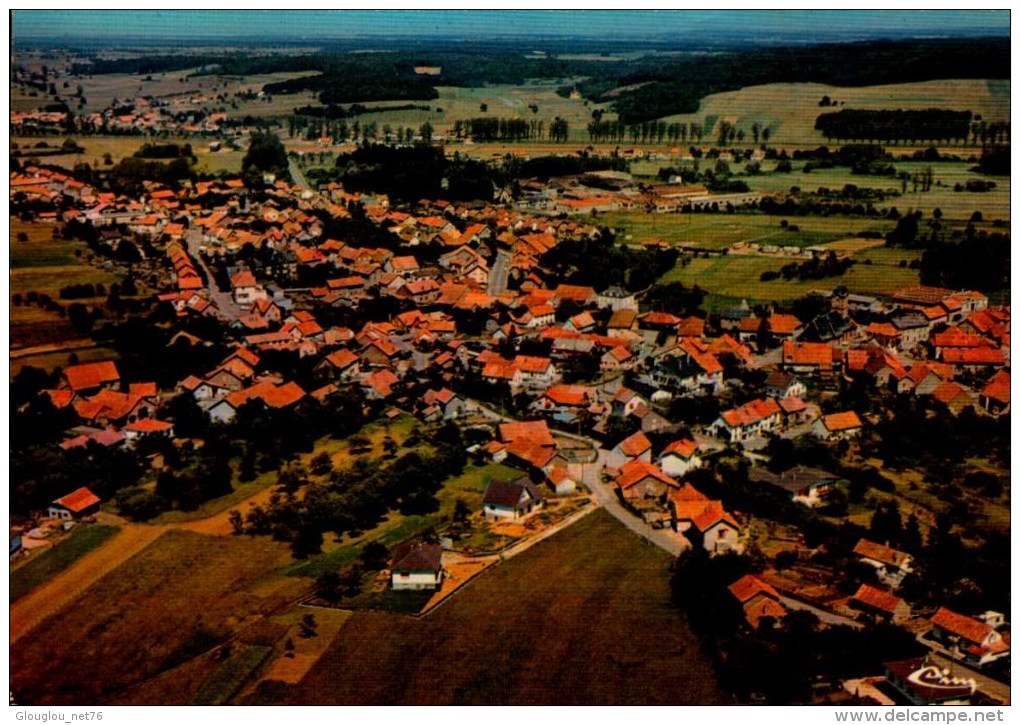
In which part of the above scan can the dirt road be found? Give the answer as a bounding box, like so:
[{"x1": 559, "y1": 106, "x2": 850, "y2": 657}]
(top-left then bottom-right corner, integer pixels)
[{"x1": 9, "y1": 525, "x2": 165, "y2": 644}]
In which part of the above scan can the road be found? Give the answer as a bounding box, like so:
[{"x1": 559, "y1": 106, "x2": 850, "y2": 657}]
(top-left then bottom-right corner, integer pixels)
[
  {"x1": 288, "y1": 158, "x2": 317, "y2": 197},
  {"x1": 183, "y1": 231, "x2": 245, "y2": 321},
  {"x1": 487, "y1": 248, "x2": 511, "y2": 295}
]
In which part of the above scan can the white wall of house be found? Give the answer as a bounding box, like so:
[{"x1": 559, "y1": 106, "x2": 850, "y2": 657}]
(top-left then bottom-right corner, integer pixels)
[
  {"x1": 660, "y1": 454, "x2": 703, "y2": 479},
  {"x1": 207, "y1": 401, "x2": 237, "y2": 424},
  {"x1": 702, "y1": 522, "x2": 740, "y2": 554},
  {"x1": 391, "y1": 569, "x2": 442, "y2": 591},
  {"x1": 47, "y1": 507, "x2": 73, "y2": 521}
]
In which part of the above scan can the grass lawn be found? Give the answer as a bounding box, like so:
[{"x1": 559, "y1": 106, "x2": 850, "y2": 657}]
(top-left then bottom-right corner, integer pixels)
[
  {"x1": 10, "y1": 524, "x2": 120, "y2": 604},
  {"x1": 286, "y1": 461, "x2": 526, "y2": 579},
  {"x1": 278, "y1": 509, "x2": 726, "y2": 705},
  {"x1": 9, "y1": 530, "x2": 296, "y2": 705}
]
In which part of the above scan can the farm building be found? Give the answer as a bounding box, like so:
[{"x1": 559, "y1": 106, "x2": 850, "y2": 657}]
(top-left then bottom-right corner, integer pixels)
[
  {"x1": 47, "y1": 486, "x2": 102, "y2": 521},
  {"x1": 390, "y1": 542, "x2": 444, "y2": 591}
]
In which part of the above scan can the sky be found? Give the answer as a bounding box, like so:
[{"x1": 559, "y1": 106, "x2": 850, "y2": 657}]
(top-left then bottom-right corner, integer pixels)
[{"x1": 11, "y1": 9, "x2": 1011, "y2": 43}]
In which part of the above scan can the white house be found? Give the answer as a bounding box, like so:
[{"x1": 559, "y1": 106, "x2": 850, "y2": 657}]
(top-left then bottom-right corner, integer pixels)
[
  {"x1": 658, "y1": 439, "x2": 703, "y2": 479},
  {"x1": 48, "y1": 486, "x2": 102, "y2": 521},
  {"x1": 482, "y1": 477, "x2": 544, "y2": 521},
  {"x1": 390, "y1": 542, "x2": 444, "y2": 591}
]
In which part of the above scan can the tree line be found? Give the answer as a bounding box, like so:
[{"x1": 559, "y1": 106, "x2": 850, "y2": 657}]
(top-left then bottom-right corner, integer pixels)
[{"x1": 814, "y1": 108, "x2": 974, "y2": 145}]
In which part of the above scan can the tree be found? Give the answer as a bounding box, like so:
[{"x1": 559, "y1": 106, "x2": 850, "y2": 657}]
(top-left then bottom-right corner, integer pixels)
[
  {"x1": 242, "y1": 130, "x2": 291, "y2": 181},
  {"x1": 315, "y1": 571, "x2": 343, "y2": 602},
  {"x1": 419, "y1": 121, "x2": 433, "y2": 145},
  {"x1": 228, "y1": 509, "x2": 244, "y2": 535},
  {"x1": 359, "y1": 541, "x2": 389, "y2": 571},
  {"x1": 300, "y1": 612, "x2": 318, "y2": 638}
]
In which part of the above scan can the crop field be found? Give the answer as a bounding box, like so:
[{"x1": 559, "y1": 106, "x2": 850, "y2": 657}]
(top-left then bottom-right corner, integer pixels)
[
  {"x1": 10, "y1": 524, "x2": 121, "y2": 603},
  {"x1": 272, "y1": 510, "x2": 726, "y2": 706},
  {"x1": 9, "y1": 530, "x2": 297, "y2": 705},
  {"x1": 657, "y1": 79, "x2": 1010, "y2": 147},
  {"x1": 602, "y1": 211, "x2": 894, "y2": 250}
]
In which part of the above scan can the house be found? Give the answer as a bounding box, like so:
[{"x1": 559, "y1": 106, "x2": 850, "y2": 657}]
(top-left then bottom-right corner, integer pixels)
[
  {"x1": 853, "y1": 538, "x2": 914, "y2": 589},
  {"x1": 600, "y1": 344, "x2": 634, "y2": 371},
  {"x1": 849, "y1": 583, "x2": 910, "y2": 623},
  {"x1": 979, "y1": 370, "x2": 1010, "y2": 416},
  {"x1": 482, "y1": 477, "x2": 544, "y2": 520},
  {"x1": 422, "y1": 388, "x2": 466, "y2": 419},
  {"x1": 47, "y1": 486, "x2": 102, "y2": 521},
  {"x1": 315, "y1": 349, "x2": 361, "y2": 382},
  {"x1": 764, "y1": 371, "x2": 806, "y2": 400},
  {"x1": 812, "y1": 411, "x2": 863, "y2": 440},
  {"x1": 883, "y1": 659, "x2": 977, "y2": 705},
  {"x1": 749, "y1": 466, "x2": 842, "y2": 507},
  {"x1": 61, "y1": 360, "x2": 121, "y2": 395},
  {"x1": 605, "y1": 430, "x2": 653, "y2": 469},
  {"x1": 616, "y1": 460, "x2": 678, "y2": 503},
  {"x1": 669, "y1": 484, "x2": 740, "y2": 554},
  {"x1": 123, "y1": 418, "x2": 175, "y2": 443},
  {"x1": 596, "y1": 286, "x2": 638, "y2": 311},
  {"x1": 546, "y1": 466, "x2": 578, "y2": 495},
  {"x1": 390, "y1": 542, "x2": 444, "y2": 591},
  {"x1": 657, "y1": 439, "x2": 703, "y2": 479},
  {"x1": 206, "y1": 380, "x2": 306, "y2": 423},
  {"x1": 709, "y1": 398, "x2": 782, "y2": 443},
  {"x1": 928, "y1": 607, "x2": 1010, "y2": 666},
  {"x1": 781, "y1": 341, "x2": 840, "y2": 378},
  {"x1": 729, "y1": 574, "x2": 787, "y2": 628},
  {"x1": 230, "y1": 269, "x2": 266, "y2": 306}
]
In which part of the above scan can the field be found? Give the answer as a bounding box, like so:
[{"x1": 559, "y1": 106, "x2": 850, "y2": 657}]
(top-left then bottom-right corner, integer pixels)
[
  {"x1": 602, "y1": 210, "x2": 894, "y2": 250},
  {"x1": 9, "y1": 529, "x2": 298, "y2": 705},
  {"x1": 10, "y1": 524, "x2": 120, "y2": 603},
  {"x1": 658, "y1": 79, "x2": 1010, "y2": 147},
  {"x1": 659, "y1": 247, "x2": 921, "y2": 309},
  {"x1": 266, "y1": 509, "x2": 725, "y2": 705},
  {"x1": 10, "y1": 218, "x2": 120, "y2": 352}
]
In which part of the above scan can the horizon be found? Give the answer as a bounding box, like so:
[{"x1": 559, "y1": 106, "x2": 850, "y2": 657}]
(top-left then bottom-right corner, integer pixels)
[{"x1": 12, "y1": 9, "x2": 1011, "y2": 44}]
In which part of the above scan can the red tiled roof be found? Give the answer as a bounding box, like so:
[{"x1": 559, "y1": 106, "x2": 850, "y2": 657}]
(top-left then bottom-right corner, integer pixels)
[
  {"x1": 662, "y1": 438, "x2": 698, "y2": 459},
  {"x1": 729, "y1": 574, "x2": 782, "y2": 604},
  {"x1": 822, "y1": 411, "x2": 863, "y2": 432},
  {"x1": 616, "y1": 459, "x2": 677, "y2": 491},
  {"x1": 930, "y1": 607, "x2": 993, "y2": 645},
  {"x1": 981, "y1": 370, "x2": 1010, "y2": 405},
  {"x1": 853, "y1": 538, "x2": 910, "y2": 568},
  {"x1": 618, "y1": 430, "x2": 652, "y2": 457},
  {"x1": 721, "y1": 398, "x2": 781, "y2": 429},
  {"x1": 63, "y1": 360, "x2": 120, "y2": 392},
  {"x1": 852, "y1": 584, "x2": 904, "y2": 615},
  {"x1": 124, "y1": 418, "x2": 173, "y2": 433},
  {"x1": 53, "y1": 486, "x2": 101, "y2": 513},
  {"x1": 499, "y1": 420, "x2": 556, "y2": 447}
]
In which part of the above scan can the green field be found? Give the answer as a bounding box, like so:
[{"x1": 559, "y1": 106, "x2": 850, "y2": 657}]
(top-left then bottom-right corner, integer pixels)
[
  {"x1": 660, "y1": 247, "x2": 921, "y2": 309},
  {"x1": 271, "y1": 510, "x2": 726, "y2": 705},
  {"x1": 9, "y1": 530, "x2": 297, "y2": 705},
  {"x1": 10, "y1": 525, "x2": 121, "y2": 603},
  {"x1": 658, "y1": 79, "x2": 1010, "y2": 148},
  {"x1": 603, "y1": 210, "x2": 894, "y2": 250}
]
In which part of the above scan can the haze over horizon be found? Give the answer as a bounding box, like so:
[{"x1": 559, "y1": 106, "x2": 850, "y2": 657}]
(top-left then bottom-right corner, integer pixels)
[{"x1": 12, "y1": 9, "x2": 1010, "y2": 45}]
